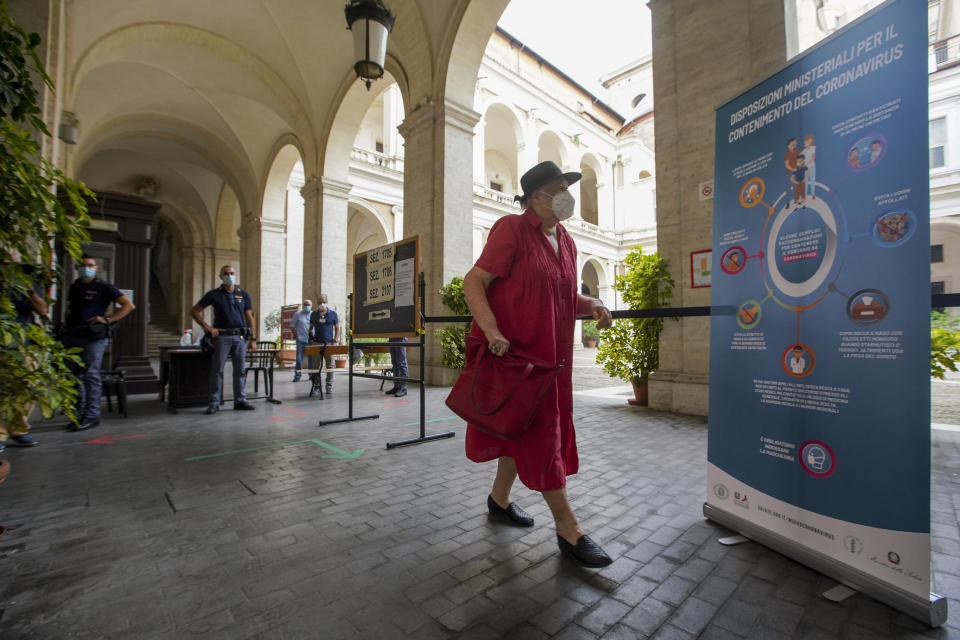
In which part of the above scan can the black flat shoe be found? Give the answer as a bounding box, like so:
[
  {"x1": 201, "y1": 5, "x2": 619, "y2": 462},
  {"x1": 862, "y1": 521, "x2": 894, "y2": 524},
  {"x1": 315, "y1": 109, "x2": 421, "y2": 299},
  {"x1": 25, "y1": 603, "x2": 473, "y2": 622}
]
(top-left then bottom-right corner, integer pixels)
[
  {"x1": 392, "y1": 388, "x2": 407, "y2": 397},
  {"x1": 487, "y1": 494, "x2": 534, "y2": 527},
  {"x1": 71, "y1": 419, "x2": 100, "y2": 432},
  {"x1": 557, "y1": 534, "x2": 613, "y2": 568},
  {"x1": 204, "y1": 404, "x2": 219, "y2": 415},
  {"x1": 234, "y1": 401, "x2": 256, "y2": 411}
]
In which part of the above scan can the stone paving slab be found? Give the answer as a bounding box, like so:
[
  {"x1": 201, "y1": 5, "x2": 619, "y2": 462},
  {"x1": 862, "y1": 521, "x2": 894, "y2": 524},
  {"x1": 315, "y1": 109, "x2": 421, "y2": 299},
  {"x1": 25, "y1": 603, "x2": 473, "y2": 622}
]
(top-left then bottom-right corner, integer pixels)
[{"x1": 0, "y1": 368, "x2": 959, "y2": 638}]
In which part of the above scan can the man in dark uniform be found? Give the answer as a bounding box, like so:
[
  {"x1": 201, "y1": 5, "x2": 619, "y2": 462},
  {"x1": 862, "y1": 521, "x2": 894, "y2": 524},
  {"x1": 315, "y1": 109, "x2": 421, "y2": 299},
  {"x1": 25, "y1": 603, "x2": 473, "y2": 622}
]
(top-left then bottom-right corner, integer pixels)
[
  {"x1": 309, "y1": 294, "x2": 340, "y2": 395},
  {"x1": 193, "y1": 264, "x2": 257, "y2": 415},
  {"x1": 192, "y1": 265, "x2": 257, "y2": 414},
  {"x1": 63, "y1": 254, "x2": 135, "y2": 431}
]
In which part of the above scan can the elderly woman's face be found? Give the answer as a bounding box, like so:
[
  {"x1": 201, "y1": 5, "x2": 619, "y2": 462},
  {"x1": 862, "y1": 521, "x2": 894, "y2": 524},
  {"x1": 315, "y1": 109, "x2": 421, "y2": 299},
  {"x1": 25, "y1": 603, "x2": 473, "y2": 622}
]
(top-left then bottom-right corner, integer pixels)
[{"x1": 533, "y1": 179, "x2": 569, "y2": 210}]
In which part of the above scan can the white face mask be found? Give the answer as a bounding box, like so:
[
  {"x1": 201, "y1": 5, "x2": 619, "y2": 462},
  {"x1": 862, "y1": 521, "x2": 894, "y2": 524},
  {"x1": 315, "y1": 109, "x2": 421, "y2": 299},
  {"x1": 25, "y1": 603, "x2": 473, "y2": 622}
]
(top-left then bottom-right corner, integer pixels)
[
  {"x1": 221, "y1": 274, "x2": 235, "y2": 286},
  {"x1": 541, "y1": 189, "x2": 576, "y2": 221}
]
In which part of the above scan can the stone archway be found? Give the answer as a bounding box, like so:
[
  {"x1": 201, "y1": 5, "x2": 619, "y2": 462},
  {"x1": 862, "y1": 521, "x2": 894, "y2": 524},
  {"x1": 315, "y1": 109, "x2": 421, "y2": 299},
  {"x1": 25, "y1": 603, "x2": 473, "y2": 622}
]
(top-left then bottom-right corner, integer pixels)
[
  {"x1": 346, "y1": 199, "x2": 392, "y2": 304},
  {"x1": 250, "y1": 141, "x2": 304, "y2": 338},
  {"x1": 579, "y1": 156, "x2": 601, "y2": 226},
  {"x1": 307, "y1": 72, "x2": 405, "y2": 317}
]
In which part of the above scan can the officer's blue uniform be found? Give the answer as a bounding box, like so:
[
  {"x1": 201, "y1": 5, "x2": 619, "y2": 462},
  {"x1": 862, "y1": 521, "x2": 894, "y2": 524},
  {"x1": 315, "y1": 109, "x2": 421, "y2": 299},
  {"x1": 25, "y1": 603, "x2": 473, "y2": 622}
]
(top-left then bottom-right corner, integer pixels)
[
  {"x1": 196, "y1": 286, "x2": 252, "y2": 405},
  {"x1": 64, "y1": 277, "x2": 123, "y2": 421}
]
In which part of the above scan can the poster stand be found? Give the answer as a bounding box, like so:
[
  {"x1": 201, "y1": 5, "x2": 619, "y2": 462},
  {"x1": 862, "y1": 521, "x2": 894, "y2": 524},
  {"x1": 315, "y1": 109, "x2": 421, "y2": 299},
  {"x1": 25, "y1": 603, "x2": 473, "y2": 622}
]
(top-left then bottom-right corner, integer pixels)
[{"x1": 316, "y1": 265, "x2": 454, "y2": 448}]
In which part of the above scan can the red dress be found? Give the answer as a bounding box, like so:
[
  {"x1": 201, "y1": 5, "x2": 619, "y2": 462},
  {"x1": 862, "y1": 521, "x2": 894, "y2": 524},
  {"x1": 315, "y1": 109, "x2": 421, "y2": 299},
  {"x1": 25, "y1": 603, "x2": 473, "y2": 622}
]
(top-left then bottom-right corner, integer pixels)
[{"x1": 464, "y1": 208, "x2": 579, "y2": 491}]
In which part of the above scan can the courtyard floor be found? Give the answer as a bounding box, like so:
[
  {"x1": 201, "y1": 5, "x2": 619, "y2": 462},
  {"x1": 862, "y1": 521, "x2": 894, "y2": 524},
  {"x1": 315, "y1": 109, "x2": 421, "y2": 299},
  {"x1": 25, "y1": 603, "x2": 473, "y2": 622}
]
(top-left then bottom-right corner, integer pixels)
[{"x1": 1, "y1": 348, "x2": 959, "y2": 639}]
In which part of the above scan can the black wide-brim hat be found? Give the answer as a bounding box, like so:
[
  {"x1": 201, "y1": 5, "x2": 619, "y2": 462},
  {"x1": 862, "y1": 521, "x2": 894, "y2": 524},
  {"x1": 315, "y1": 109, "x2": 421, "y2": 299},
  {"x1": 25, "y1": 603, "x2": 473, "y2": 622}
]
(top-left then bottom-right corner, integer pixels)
[{"x1": 514, "y1": 161, "x2": 581, "y2": 203}]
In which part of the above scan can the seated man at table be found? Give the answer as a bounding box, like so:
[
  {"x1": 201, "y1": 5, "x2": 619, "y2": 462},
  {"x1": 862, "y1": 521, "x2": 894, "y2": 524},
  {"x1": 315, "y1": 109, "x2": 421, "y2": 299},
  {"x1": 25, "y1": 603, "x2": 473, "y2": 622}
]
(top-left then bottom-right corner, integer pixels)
[{"x1": 309, "y1": 295, "x2": 340, "y2": 394}]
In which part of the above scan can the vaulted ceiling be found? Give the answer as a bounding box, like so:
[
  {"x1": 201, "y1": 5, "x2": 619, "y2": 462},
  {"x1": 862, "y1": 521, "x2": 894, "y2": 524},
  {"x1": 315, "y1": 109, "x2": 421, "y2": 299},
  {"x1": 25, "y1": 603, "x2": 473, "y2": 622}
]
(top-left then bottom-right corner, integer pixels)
[{"x1": 63, "y1": 0, "x2": 509, "y2": 244}]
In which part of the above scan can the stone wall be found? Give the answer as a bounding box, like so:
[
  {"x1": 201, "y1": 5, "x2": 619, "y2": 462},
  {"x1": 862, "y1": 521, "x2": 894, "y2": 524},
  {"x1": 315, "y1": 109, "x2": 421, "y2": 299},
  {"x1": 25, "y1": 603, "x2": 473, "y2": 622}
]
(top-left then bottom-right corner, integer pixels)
[{"x1": 648, "y1": 0, "x2": 787, "y2": 415}]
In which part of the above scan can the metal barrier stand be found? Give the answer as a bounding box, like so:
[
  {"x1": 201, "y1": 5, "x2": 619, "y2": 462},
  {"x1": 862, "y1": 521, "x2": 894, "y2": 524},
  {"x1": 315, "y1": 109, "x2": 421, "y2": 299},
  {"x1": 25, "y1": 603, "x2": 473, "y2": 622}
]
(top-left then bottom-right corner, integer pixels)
[{"x1": 387, "y1": 273, "x2": 456, "y2": 448}]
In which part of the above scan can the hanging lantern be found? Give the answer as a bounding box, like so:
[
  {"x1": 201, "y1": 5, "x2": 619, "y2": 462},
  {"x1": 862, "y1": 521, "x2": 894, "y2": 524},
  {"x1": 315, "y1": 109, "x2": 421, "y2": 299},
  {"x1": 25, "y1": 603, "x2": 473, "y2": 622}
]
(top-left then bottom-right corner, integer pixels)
[{"x1": 344, "y1": 0, "x2": 395, "y2": 91}]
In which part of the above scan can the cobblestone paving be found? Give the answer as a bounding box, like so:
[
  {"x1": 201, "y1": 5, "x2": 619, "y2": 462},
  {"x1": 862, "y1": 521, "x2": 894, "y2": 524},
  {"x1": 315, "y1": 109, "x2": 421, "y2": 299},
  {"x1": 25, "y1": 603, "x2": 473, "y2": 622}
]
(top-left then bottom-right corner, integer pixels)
[{"x1": 0, "y1": 357, "x2": 958, "y2": 639}]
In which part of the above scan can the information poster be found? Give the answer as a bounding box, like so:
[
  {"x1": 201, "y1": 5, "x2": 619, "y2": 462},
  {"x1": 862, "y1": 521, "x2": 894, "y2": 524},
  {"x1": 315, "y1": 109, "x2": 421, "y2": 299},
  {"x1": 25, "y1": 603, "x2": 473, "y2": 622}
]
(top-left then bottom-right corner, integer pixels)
[
  {"x1": 365, "y1": 244, "x2": 396, "y2": 306},
  {"x1": 280, "y1": 304, "x2": 299, "y2": 342},
  {"x1": 708, "y1": 1, "x2": 930, "y2": 600},
  {"x1": 691, "y1": 250, "x2": 712, "y2": 288}
]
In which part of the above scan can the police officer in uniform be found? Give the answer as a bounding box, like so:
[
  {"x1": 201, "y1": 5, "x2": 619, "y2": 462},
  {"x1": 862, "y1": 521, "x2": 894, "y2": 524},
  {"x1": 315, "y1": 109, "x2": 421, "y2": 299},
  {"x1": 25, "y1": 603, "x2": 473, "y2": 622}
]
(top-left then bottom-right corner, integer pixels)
[
  {"x1": 63, "y1": 254, "x2": 135, "y2": 431},
  {"x1": 192, "y1": 265, "x2": 257, "y2": 414}
]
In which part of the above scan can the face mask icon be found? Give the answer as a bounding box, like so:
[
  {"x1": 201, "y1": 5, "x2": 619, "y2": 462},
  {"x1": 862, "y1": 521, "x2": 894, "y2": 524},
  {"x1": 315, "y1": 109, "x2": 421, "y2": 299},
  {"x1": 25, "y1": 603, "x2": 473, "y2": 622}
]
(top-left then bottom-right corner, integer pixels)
[{"x1": 806, "y1": 446, "x2": 827, "y2": 471}]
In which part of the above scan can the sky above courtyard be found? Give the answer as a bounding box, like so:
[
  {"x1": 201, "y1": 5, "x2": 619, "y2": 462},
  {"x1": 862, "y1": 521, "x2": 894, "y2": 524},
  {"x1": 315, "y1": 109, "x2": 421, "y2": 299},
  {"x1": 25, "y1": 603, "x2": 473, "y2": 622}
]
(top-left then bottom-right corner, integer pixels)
[{"x1": 497, "y1": 0, "x2": 653, "y2": 98}]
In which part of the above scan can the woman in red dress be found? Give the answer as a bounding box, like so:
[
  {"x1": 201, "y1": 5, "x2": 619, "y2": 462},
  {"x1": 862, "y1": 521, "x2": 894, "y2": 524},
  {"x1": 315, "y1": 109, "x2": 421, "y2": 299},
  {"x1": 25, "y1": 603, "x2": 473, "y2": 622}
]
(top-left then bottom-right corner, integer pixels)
[{"x1": 462, "y1": 161, "x2": 614, "y2": 568}]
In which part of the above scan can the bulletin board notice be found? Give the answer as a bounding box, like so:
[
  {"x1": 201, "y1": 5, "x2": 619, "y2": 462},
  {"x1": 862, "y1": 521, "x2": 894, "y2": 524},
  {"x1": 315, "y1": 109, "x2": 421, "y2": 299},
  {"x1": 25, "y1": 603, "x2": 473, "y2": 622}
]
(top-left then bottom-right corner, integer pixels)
[{"x1": 351, "y1": 236, "x2": 420, "y2": 339}]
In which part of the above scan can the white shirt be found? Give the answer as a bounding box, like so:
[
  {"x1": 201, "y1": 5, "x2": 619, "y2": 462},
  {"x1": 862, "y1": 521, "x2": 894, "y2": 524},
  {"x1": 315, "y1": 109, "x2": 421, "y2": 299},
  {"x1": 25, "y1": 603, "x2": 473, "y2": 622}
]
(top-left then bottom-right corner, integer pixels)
[{"x1": 790, "y1": 356, "x2": 806, "y2": 374}]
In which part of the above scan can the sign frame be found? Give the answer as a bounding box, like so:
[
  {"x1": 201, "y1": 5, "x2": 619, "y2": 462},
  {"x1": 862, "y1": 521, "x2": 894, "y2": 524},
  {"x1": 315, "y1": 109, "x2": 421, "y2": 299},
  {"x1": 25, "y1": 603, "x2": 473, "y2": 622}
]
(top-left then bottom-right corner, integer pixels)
[{"x1": 351, "y1": 235, "x2": 421, "y2": 339}]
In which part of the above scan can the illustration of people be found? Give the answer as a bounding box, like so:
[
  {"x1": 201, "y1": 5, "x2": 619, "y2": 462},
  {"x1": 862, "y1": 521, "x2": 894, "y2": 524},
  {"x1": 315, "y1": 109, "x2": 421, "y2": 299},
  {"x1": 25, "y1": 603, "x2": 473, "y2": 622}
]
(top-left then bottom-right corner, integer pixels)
[
  {"x1": 784, "y1": 137, "x2": 800, "y2": 197},
  {"x1": 789, "y1": 345, "x2": 807, "y2": 375},
  {"x1": 876, "y1": 212, "x2": 909, "y2": 243},
  {"x1": 725, "y1": 251, "x2": 742, "y2": 271},
  {"x1": 744, "y1": 183, "x2": 760, "y2": 204},
  {"x1": 791, "y1": 154, "x2": 807, "y2": 206},
  {"x1": 870, "y1": 139, "x2": 882, "y2": 164},
  {"x1": 848, "y1": 147, "x2": 860, "y2": 168},
  {"x1": 803, "y1": 134, "x2": 816, "y2": 199}
]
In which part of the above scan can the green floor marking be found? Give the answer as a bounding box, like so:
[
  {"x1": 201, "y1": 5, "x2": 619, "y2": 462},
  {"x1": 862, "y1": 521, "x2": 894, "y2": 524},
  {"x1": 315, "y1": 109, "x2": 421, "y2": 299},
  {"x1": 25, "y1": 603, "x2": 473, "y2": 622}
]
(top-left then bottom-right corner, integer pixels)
[{"x1": 186, "y1": 438, "x2": 363, "y2": 461}]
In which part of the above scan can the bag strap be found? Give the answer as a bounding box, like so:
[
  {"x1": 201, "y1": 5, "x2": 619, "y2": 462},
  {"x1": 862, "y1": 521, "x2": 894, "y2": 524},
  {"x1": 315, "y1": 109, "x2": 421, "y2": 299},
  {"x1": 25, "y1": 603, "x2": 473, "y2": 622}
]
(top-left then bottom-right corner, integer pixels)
[{"x1": 470, "y1": 348, "x2": 537, "y2": 416}]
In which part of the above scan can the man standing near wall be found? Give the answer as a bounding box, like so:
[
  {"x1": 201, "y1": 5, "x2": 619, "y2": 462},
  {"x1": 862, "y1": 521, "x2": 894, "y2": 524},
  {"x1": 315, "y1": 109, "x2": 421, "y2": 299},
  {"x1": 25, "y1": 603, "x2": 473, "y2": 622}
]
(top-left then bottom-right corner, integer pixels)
[
  {"x1": 63, "y1": 254, "x2": 135, "y2": 431},
  {"x1": 192, "y1": 265, "x2": 257, "y2": 414},
  {"x1": 290, "y1": 299, "x2": 312, "y2": 382}
]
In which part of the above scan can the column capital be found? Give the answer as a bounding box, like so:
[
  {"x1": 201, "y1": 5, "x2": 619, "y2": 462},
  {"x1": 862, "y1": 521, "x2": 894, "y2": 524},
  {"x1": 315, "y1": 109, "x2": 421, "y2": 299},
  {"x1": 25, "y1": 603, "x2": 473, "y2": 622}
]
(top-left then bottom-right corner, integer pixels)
[
  {"x1": 237, "y1": 215, "x2": 285, "y2": 239},
  {"x1": 301, "y1": 175, "x2": 352, "y2": 202},
  {"x1": 398, "y1": 98, "x2": 481, "y2": 140},
  {"x1": 321, "y1": 176, "x2": 352, "y2": 199},
  {"x1": 300, "y1": 175, "x2": 321, "y2": 200}
]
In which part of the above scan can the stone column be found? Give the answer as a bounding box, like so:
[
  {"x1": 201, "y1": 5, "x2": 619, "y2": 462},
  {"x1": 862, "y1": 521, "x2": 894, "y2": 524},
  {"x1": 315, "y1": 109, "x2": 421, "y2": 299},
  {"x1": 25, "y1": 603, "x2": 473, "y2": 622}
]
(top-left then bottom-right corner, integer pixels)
[
  {"x1": 285, "y1": 184, "x2": 305, "y2": 306},
  {"x1": 300, "y1": 176, "x2": 350, "y2": 317},
  {"x1": 398, "y1": 98, "x2": 480, "y2": 384},
  {"x1": 180, "y1": 246, "x2": 206, "y2": 331},
  {"x1": 648, "y1": 0, "x2": 786, "y2": 415},
  {"x1": 473, "y1": 116, "x2": 486, "y2": 185},
  {"x1": 238, "y1": 215, "x2": 285, "y2": 338},
  {"x1": 384, "y1": 84, "x2": 403, "y2": 158}
]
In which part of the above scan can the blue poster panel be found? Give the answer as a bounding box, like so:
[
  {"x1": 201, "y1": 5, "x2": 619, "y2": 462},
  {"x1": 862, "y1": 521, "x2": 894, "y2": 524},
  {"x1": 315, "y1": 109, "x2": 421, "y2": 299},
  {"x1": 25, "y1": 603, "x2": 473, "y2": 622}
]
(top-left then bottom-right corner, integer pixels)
[{"x1": 709, "y1": 1, "x2": 929, "y2": 599}]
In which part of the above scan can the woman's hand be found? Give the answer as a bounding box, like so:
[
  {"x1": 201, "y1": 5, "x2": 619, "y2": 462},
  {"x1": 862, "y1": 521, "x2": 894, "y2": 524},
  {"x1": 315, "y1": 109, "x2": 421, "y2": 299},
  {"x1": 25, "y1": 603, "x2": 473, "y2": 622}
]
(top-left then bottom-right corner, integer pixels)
[
  {"x1": 486, "y1": 330, "x2": 510, "y2": 357},
  {"x1": 592, "y1": 302, "x2": 612, "y2": 330}
]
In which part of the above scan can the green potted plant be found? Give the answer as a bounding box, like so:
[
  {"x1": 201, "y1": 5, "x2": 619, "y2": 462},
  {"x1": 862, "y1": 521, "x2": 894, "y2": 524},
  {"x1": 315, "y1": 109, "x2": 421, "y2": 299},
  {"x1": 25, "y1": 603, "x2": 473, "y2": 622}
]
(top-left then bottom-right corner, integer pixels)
[
  {"x1": 0, "y1": 8, "x2": 92, "y2": 428},
  {"x1": 932, "y1": 311, "x2": 960, "y2": 379},
  {"x1": 436, "y1": 276, "x2": 470, "y2": 369},
  {"x1": 581, "y1": 319, "x2": 600, "y2": 348},
  {"x1": 596, "y1": 246, "x2": 675, "y2": 405}
]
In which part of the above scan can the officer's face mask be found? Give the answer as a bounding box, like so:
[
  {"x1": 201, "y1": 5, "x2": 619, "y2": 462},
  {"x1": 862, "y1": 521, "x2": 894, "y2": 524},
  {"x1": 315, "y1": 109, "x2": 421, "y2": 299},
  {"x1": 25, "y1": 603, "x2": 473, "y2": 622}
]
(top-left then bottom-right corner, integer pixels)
[
  {"x1": 538, "y1": 189, "x2": 576, "y2": 221},
  {"x1": 80, "y1": 266, "x2": 96, "y2": 279},
  {"x1": 221, "y1": 274, "x2": 235, "y2": 286}
]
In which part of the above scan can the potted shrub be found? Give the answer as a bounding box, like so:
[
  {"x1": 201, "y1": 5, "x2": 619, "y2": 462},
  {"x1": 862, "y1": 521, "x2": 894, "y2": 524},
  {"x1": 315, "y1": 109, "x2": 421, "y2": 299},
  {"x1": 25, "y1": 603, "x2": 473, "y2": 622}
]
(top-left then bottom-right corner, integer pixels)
[
  {"x1": 596, "y1": 246, "x2": 675, "y2": 405},
  {"x1": 581, "y1": 319, "x2": 600, "y2": 348},
  {"x1": 436, "y1": 276, "x2": 470, "y2": 369},
  {"x1": 932, "y1": 311, "x2": 960, "y2": 379}
]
